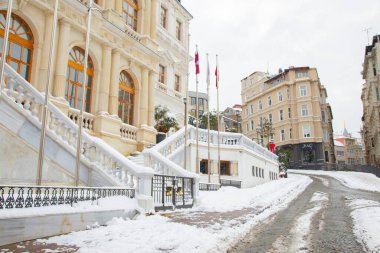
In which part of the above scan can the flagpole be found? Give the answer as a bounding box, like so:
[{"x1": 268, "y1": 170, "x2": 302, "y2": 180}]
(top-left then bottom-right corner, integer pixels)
[
  {"x1": 36, "y1": 0, "x2": 60, "y2": 186},
  {"x1": 195, "y1": 45, "x2": 200, "y2": 174},
  {"x1": 206, "y1": 54, "x2": 211, "y2": 183},
  {"x1": 0, "y1": 0, "x2": 13, "y2": 97},
  {"x1": 75, "y1": 0, "x2": 93, "y2": 186},
  {"x1": 184, "y1": 33, "x2": 190, "y2": 171},
  {"x1": 216, "y1": 55, "x2": 221, "y2": 183}
]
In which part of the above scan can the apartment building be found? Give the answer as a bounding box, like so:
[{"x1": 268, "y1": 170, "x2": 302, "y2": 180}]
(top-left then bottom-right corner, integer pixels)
[
  {"x1": 241, "y1": 67, "x2": 335, "y2": 170},
  {"x1": 335, "y1": 128, "x2": 365, "y2": 166},
  {"x1": 188, "y1": 91, "x2": 208, "y2": 118},
  {"x1": 361, "y1": 34, "x2": 380, "y2": 168}
]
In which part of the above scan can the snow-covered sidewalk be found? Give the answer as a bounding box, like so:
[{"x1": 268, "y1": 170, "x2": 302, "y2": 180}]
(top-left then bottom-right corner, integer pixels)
[
  {"x1": 36, "y1": 175, "x2": 312, "y2": 253},
  {"x1": 289, "y1": 169, "x2": 380, "y2": 192},
  {"x1": 347, "y1": 198, "x2": 380, "y2": 253}
]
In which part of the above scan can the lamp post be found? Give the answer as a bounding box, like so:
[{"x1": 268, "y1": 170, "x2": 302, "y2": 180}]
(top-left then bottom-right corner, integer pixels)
[
  {"x1": 255, "y1": 127, "x2": 263, "y2": 146},
  {"x1": 235, "y1": 110, "x2": 241, "y2": 133},
  {"x1": 183, "y1": 97, "x2": 187, "y2": 170}
]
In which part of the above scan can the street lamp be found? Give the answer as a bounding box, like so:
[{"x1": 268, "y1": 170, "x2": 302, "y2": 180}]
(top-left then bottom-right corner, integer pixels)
[
  {"x1": 235, "y1": 110, "x2": 241, "y2": 133},
  {"x1": 255, "y1": 127, "x2": 263, "y2": 146}
]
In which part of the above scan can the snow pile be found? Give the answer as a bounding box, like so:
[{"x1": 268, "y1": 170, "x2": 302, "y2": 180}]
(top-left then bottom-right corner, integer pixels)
[
  {"x1": 41, "y1": 215, "x2": 219, "y2": 253},
  {"x1": 347, "y1": 198, "x2": 380, "y2": 253},
  {"x1": 195, "y1": 175, "x2": 312, "y2": 212},
  {"x1": 289, "y1": 169, "x2": 380, "y2": 192},
  {"x1": 39, "y1": 175, "x2": 312, "y2": 253},
  {"x1": 0, "y1": 196, "x2": 139, "y2": 219}
]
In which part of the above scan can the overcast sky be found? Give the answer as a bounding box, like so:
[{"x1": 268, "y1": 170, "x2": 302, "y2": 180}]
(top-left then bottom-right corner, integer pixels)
[{"x1": 181, "y1": 0, "x2": 380, "y2": 137}]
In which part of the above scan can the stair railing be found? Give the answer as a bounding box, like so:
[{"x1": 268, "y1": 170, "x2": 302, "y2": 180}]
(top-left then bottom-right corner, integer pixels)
[{"x1": 1, "y1": 63, "x2": 154, "y2": 196}]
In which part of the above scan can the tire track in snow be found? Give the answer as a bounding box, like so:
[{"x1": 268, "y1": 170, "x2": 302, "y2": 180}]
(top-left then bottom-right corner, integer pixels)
[{"x1": 269, "y1": 191, "x2": 329, "y2": 253}]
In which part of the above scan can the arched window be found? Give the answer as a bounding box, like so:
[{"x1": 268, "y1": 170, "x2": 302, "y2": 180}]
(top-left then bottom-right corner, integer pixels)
[
  {"x1": 0, "y1": 12, "x2": 33, "y2": 81},
  {"x1": 123, "y1": 0, "x2": 138, "y2": 31},
  {"x1": 118, "y1": 71, "x2": 135, "y2": 125},
  {"x1": 65, "y1": 47, "x2": 93, "y2": 112}
]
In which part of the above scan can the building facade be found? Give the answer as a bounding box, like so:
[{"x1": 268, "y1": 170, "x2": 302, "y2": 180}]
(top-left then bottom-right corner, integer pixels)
[
  {"x1": 188, "y1": 90, "x2": 208, "y2": 118},
  {"x1": 0, "y1": 0, "x2": 191, "y2": 156},
  {"x1": 222, "y1": 104, "x2": 242, "y2": 133},
  {"x1": 155, "y1": 0, "x2": 192, "y2": 127},
  {"x1": 361, "y1": 34, "x2": 380, "y2": 168},
  {"x1": 241, "y1": 67, "x2": 336, "y2": 170},
  {"x1": 334, "y1": 128, "x2": 365, "y2": 166}
]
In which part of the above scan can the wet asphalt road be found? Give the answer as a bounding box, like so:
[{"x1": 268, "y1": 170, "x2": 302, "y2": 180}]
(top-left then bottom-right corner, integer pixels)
[{"x1": 229, "y1": 173, "x2": 380, "y2": 253}]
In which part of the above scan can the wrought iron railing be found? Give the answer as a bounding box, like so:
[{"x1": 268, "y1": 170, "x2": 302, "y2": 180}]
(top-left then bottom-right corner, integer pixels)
[
  {"x1": 220, "y1": 179, "x2": 242, "y2": 188},
  {"x1": 199, "y1": 182, "x2": 220, "y2": 191},
  {"x1": 151, "y1": 175, "x2": 194, "y2": 211},
  {"x1": 0, "y1": 185, "x2": 135, "y2": 209}
]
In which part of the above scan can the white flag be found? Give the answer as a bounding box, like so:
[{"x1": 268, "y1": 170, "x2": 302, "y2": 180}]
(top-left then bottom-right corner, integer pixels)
[{"x1": 206, "y1": 54, "x2": 210, "y2": 87}]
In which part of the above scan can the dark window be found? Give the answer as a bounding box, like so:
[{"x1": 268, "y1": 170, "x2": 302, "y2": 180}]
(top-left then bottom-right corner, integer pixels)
[
  {"x1": 220, "y1": 161, "x2": 230, "y2": 175},
  {"x1": 200, "y1": 160, "x2": 208, "y2": 174}
]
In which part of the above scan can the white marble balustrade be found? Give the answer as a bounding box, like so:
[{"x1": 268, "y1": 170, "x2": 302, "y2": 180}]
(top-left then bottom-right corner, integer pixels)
[
  {"x1": 2, "y1": 63, "x2": 153, "y2": 195},
  {"x1": 68, "y1": 108, "x2": 95, "y2": 134},
  {"x1": 120, "y1": 123, "x2": 138, "y2": 141}
]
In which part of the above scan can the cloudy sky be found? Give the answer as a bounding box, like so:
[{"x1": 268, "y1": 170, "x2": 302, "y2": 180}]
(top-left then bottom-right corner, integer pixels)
[{"x1": 181, "y1": 0, "x2": 380, "y2": 137}]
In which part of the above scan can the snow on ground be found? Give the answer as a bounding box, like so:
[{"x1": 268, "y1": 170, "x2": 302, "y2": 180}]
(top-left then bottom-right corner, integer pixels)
[
  {"x1": 194, "y1": 175, "x2": 312, "y2": 212},
  {"x1": 311, "y1": 176, "x2": 330, "y2": 187},
  {"x1": 0, "y1": 196, "x2": 139, "y2": 219},
  {"x1": 39, "y1": 175, "x2": 312, "y2": 253},
  {"x1": 271, "y1": 192, "x2": 329, "y2": 253},
  {"x1": 288, "y1": 192, "x2": 328, "y2": 253},
  {"x1": 347, "y1": 198, "x2": 380, "y2": 253},
  {"x1": 289, "y1": 169, "x2": 380, "y2": 192}
]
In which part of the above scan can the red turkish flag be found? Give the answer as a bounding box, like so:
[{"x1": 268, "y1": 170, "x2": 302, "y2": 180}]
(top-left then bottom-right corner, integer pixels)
[
  {"x1": 215, "y1": 66, "x2": 219, "y2": 88},
  {"x1": 195, "y1": 50, "x2": 200, "y2": 75},
  {"x1": 269, "y1": 143, "x2": 276, "y2": 153}
]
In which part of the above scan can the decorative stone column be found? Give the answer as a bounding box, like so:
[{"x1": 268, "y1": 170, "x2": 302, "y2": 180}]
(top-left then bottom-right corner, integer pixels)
[
  {"x1": 150, "y1": 0, "x2": 157, "y2": 41},
  {"x1": 143, "y1": 0, "x2": 151, "y2": 36},
  {"x1": 115, "y1": 0, "x2": 123, "y2": 15},
  {"x1": 108, "y1": 49, "x2": 120, "y2": 115},
  {"x1": 148, "y1": 71, "x2": 157, "y2": 127},
  {"x1": 53, "y1": 20, "x2": 70, "y2": 98},
  {"x1": 38, "y1": 13, "x2": 53, "y2": 92},
  {"x1": 140, "y1": 68, "x2": 149, "y2": 126},
  {"x1": 104, "y1": 0, "x2": 114, "y2": 9},
  {"x1": 136, "y1": 70, "x2": 157, "y2": 151},
  {"x1": 98, "y1": 45, "x2": 112, "y2": 113}
]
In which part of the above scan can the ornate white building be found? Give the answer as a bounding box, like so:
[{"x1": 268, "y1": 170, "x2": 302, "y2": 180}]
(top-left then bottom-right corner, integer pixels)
[
  {"x1": 0, "y1": 0, "x2": 191, "y2": 156},
  {"x1": 156, "y1": 0, "x2": 192, "y2": 127}
]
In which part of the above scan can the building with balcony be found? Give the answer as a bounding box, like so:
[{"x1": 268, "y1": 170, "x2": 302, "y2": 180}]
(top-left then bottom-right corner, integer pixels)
[
  {"x1": 334, "y1": 128, "x2": 365, "y2": 166},
  {"x1": 241, "y1": 67, "x2": 336, "y2": 170},
  {"x1": 361, "y1": 34, "x2": 380, "y2": 168},
  {"x1": 0, "y1": 0, "x2": 191, "y2": 156}
]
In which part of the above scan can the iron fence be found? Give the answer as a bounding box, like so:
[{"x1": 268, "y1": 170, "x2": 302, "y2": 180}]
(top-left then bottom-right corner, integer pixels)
[
  {"x1": 152, "y1": 175, "x2": 194, "y2": 211},
  {"x1": 0, "y1": 185, "x2": 135, "y2": 209},
  {"x1": 199, "y1": 183, "x2": 220, "y2": 191},
  {"x1": 220, "y1": 179, "x2": 242, "y2": 188}
]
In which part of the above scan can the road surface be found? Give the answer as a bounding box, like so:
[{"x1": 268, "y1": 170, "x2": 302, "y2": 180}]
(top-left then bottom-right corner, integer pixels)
[{"x1": 229, "y1": 173, "x2": 380, "y2": 253}]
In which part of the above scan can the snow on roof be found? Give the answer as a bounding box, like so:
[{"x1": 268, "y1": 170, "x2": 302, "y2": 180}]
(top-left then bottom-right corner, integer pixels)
[{"x1": 334, "y1": 140, "x2": 344, "y2": 147}]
